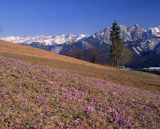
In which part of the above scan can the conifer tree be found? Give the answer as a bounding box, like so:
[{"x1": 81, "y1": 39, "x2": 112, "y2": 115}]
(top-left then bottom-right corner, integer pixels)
[{"x1": 110, "y1": 21, "x2": 131, "y2": 67}]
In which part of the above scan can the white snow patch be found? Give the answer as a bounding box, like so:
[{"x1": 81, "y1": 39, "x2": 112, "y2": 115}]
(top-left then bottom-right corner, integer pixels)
[
  {"x1": 137, "y1": 47, "x2": 143, "y2": 52},
  {"x1": 133, "y1": 47, "x2": 140, "y2": 55}
]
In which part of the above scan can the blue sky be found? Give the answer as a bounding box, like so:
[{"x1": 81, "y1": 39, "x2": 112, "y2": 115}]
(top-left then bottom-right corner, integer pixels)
[{"x1": 0, "y1": 0, "x2": 160, "y2": 37}]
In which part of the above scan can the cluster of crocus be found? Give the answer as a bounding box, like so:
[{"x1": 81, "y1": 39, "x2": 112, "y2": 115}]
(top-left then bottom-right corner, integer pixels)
[{"x1": 0, "y1": 56, "x2": 159, "y2": 129}]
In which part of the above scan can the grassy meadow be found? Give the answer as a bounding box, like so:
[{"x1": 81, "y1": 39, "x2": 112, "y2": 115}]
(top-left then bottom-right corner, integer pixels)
[
  {"x1": 0, "y1": 40, "x2": 160, "y2": 93},
  {"x1": 0, "y1": 40, "x2": 160, "y2": 128}
]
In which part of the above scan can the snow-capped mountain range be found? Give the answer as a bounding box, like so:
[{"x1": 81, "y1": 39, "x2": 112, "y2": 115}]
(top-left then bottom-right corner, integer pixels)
[
  {"x1": 1, "y1": 24, "x2": 160, "y2": 67},
  {"x1": 0, "y1": 34, "x2": 86, "y2": 45},
  {"x1": 87, "y1": 24, "x2": 160, "y2": 54},
  {"x1": 1, "y1": 24, "x2": 160, "y2": 52}
]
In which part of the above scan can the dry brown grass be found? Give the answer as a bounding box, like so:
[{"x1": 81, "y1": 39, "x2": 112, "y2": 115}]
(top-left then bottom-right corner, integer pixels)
[
  {"x1": 0, "y1": 40, "x2": 160, "y2": 93},
  {"x1": 0, "y1": 40, "x2": 112, "y2": 69}
]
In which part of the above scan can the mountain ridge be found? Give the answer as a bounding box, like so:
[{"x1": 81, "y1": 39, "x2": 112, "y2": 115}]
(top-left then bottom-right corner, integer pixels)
[
  {"x1": 0, "y1": 34, "x2": 87, "y2": 45},
  {"x1": 1, "y1": 24, "x2": 160, "y2": 68}
]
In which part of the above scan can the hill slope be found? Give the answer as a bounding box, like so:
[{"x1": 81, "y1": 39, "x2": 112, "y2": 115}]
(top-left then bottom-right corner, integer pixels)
[
  {"x1": 0, "y1": 40, "x2": 160, "y2": 128},
  {"x1": 0, "y1": 40, "x2": 160, "y2": 93},
  {"x1": 0, "y1": 55, "x2": 160, "y2": 128}
]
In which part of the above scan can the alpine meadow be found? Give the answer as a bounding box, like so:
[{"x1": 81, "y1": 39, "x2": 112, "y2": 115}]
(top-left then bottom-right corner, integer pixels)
[{"x1": 0, "y1": 0, "x2": 160, "y2": 129}]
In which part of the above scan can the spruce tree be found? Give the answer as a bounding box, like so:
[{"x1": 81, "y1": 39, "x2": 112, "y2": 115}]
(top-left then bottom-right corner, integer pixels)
[
  {"x1": 110, "y1": 21, "x2": 123, "y2": 66},
  {"x1": 110, "y1": 21, "x2": 131, "y2": 67}
]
